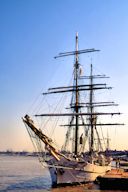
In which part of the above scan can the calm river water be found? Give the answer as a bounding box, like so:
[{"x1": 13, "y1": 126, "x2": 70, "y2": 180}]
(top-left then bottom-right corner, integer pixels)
[{"x1": 0, "y1": 155, "x2": 126, "y2": 192}]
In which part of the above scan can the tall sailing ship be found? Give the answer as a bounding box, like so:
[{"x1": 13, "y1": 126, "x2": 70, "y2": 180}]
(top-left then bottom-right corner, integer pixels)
[{"x1": 23, "y1": 33, "x2": 123, "y2": 186}]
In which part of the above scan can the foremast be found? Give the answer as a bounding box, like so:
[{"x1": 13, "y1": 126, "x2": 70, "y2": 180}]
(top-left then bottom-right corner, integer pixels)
[{"x1": 74, "y1": 32, "x2": 79, "y2": 155}]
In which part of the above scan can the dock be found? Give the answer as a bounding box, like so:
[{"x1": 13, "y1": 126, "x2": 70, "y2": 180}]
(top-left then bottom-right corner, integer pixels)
[{"x1": 97, "y1": 168, "x2": 128, "y2": 189}]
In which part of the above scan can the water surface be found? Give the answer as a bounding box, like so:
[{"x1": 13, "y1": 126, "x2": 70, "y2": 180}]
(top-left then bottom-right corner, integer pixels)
[
  {"x1": 0, "y1": 155, "x2": 51, "y2": 192},
  {"x1": 0, "y1": 155, "x2": 126, "y2": 192}
]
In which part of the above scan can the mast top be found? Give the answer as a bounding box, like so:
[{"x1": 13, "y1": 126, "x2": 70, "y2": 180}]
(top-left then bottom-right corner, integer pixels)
[
  {"x1": 75, "y1": 32, "x2": 79, "y2": 64},
  {"x1": 54, "y1": 33, "x2": 100, "y2": 59}
]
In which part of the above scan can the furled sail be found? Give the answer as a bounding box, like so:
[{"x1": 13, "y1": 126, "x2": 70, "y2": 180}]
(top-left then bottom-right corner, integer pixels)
[{"x1": 22, "y1": 115, "x2": 70, "y2": 161}]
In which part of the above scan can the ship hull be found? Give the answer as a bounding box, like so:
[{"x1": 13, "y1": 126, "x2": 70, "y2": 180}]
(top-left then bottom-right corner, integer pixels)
[{"x1": 49, "y1": 162, "x2": 111, "y2": 186}]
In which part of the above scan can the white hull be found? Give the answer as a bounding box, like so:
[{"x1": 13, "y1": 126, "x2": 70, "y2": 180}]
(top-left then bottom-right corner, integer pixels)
[{"x1": 49, "y1": 162, "x2": 111, "y2": 186}]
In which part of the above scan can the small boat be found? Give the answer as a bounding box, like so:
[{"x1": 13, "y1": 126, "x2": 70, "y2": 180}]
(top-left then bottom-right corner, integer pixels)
[
  {"x1": 23, "y1": 33, "x2": 123, "y2": 186},
  {"x1": 97, "y1": 169, "x2": 128, "y2": 190},
  {"x1": 119, "y1": 160, "x2": 128, "y2": 167}
]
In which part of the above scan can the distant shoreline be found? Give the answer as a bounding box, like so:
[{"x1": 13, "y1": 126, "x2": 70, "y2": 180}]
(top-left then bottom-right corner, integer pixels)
[
  {"x1": 0, "y1": 151, "x2": 38, "y2": 157},
  {"x1": 0, "y1": 150, "x2": 128, "y2": 157}
]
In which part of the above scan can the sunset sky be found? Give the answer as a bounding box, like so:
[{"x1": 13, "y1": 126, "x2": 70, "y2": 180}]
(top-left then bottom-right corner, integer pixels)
[{"x1": 1, "y1": 0, "x2": 128, "y2": 151}]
